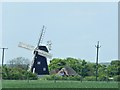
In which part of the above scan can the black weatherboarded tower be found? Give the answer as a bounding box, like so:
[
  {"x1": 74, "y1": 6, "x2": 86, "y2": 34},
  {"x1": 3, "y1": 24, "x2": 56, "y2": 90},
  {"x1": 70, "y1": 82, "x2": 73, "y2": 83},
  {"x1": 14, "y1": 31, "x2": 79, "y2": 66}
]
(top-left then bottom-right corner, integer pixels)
[
  {"x1": 18, "y1": 25, "x2": 52, "y2": 75},
  {"x1": 31, "y1": 46, "x2": 49, "y2": 75}
]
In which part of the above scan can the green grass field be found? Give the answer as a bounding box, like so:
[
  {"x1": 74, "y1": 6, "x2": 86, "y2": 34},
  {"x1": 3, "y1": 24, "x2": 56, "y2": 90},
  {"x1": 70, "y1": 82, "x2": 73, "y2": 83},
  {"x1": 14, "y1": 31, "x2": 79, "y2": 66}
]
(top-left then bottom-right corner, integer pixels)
[
  {"x1": 0, "y1": 80, "x2": 2, "y2": 90},
  {"x1": 2, "y1": 80, "x2": 119, "y2": 88}
]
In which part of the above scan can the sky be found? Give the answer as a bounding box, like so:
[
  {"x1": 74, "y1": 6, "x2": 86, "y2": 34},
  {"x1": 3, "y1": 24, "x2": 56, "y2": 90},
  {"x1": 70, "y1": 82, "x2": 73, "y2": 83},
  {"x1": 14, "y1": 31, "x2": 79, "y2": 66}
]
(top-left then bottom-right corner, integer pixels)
[{"x1": 0, "y1": 2, "x2": 118, "y2": 64}]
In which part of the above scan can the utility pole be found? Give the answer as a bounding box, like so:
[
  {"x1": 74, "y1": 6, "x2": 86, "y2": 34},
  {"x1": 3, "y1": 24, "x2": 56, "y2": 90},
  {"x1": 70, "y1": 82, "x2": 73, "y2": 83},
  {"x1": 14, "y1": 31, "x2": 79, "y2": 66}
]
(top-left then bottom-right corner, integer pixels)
[
  {"x1": 0, "y1": 48, "x2": 8, "y2": 67},
  {"x1": 0, "y1": 47, "x2": 8, "y2": 81},
  {"x1": 95, "y1": 41, "x2": 101, "y2": 81}
]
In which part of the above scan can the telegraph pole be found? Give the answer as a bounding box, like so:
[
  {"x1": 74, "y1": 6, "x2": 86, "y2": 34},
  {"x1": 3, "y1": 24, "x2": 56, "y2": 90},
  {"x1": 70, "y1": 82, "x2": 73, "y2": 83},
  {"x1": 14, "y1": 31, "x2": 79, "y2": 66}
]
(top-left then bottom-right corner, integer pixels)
[
  {"x1": 95, "y1": 41, "x2": 101, "y2": 81},
  {"x1": 0, "y1": 48, "x2": 8, "y2": 67}
]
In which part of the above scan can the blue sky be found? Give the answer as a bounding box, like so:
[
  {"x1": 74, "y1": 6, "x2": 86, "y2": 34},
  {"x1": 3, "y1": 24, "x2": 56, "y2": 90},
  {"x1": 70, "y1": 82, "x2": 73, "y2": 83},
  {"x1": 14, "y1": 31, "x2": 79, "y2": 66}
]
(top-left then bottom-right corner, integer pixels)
[{"x1": 1, "y1": 2, "x2": 118, "y2": 64}]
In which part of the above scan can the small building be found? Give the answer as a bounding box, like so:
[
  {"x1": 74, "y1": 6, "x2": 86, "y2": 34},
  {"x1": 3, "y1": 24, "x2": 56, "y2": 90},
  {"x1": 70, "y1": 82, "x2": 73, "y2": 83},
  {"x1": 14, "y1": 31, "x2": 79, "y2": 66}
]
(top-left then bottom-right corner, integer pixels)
[{"x1": 50, "y1": 66, "x2": 78, "y2": 76}]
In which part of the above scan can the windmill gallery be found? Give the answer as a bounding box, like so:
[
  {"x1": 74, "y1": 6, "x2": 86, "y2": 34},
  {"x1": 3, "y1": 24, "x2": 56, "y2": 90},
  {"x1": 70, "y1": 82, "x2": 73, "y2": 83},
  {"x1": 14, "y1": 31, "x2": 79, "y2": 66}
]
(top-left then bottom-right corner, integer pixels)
[{"x1": 18, "y1": 25, "x2": 52, "y2": 75}]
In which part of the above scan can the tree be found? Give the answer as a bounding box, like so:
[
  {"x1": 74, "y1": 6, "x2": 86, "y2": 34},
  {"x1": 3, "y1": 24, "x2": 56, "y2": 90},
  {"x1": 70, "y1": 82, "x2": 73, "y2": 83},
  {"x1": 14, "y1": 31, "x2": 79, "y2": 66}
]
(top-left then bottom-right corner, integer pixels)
[
  {"x1": 108, "y1": 60, "x2": 120, "y2": 77},
  {"x1": 2, "y1": 65, "x2": 38, "y2": 80},
  {"x1": 86, "y1": 62, "x2": 96, "y2": 76},
  {"x1": 48, "y1": 58, "x2": 120, "y2": 81},
  {"x1": 7, "y1": 57, "x2": 30, "y2": 70},
  {"x1": 65, "y1": 57, "x2": 82, "y2": 73},
  {"x1": 49, "y1": 58, "x2": 66, "y2": 71},
  {"x1": 98, "y1": 64, "x2": 108, "y2": 81},
  {"x1": 81, "y1": 60, "x2": 88, "y2": 78}
]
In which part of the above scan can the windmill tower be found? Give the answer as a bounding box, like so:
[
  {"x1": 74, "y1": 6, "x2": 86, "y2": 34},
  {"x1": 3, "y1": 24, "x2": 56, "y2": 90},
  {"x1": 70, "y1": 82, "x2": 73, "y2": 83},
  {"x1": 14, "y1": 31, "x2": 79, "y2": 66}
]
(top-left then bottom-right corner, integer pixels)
[{"x1": 18, "y1": 25, "x2": 52, "y2": 75}]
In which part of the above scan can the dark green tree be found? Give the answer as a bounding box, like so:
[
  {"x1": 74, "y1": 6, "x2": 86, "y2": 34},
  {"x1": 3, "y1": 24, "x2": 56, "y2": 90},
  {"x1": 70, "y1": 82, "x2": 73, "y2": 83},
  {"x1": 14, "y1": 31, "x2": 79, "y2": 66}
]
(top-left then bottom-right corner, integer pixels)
[{"x1": 49, "y1": 58, "x2": 66, "y2": 71}]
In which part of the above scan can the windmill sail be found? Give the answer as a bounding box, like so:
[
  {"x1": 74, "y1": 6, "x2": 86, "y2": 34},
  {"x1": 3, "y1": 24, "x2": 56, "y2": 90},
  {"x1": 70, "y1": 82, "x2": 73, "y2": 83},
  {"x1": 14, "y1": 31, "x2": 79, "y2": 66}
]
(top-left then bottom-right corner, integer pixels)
[
  {"x1": 37, "y1": 25, "x2": 46, "y2": 47},
  {"x1": 47, "y1": 40, "x2": 52, "y2": 50},
  {"x1": 36, "y1": 49, "x2": 52, "y2": 59},
  {"x1": 18, "y1": 42, "x2": 35, "y2": 51}
]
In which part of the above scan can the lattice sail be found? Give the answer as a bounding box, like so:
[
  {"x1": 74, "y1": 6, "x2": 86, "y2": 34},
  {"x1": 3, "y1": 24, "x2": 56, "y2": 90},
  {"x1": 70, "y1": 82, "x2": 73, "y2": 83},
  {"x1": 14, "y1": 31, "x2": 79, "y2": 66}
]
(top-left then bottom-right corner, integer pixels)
[
  {"x1": 47, "y1": 40, "x2": 52, "y2": 50},
  {"x1": 18, "y1": 42, "x2": 35, "y2": 51},
  {"x1": 37, "y1": 25, "x2": 46, "y2": 47},
  {"x1": 36, "y1": 49, "x2": 52, "y2": 59}
]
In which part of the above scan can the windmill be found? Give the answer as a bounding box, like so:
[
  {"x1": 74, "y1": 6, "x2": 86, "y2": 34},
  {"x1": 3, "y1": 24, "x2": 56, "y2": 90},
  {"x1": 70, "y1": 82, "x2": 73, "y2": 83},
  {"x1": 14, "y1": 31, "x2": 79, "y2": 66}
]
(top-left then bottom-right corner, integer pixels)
[{"x1": 18, "y1": 25, "x2": 52, "y2": 75}]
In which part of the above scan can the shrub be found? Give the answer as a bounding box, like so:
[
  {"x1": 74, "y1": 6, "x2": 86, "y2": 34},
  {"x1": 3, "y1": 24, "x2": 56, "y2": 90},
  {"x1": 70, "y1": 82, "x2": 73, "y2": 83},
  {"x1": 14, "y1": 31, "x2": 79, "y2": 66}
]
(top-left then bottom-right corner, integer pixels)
[
  {"x1": 26, "y1": 72, "x2": 38, "y2": 80},
  {"x1": 67, "y1": 75, "x2": 81, "y2": 81},
  {"x1": 84, "y1": 76, "x2": 96, "y2": 81},
  {"x1": 113, "y1": 75, "x2": 120, "y2": 81},
  {"x1": 40, "y1": 75, "x2": 81, "y2": 81},
  {"x1": 42, "y1": 75, "x2": 63, "y2": 80},
  {"x1": 2, "y1": 66, "x2": 38, "y2": 80},
  {"x1": 98, "y1": 75, "x2": 107, "y2": 81}
]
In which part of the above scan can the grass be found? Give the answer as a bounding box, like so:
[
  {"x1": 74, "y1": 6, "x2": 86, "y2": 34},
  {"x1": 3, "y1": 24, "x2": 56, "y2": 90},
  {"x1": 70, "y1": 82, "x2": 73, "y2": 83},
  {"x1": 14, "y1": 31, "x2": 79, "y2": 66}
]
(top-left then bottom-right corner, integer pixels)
[
  {"x1": 0, "y1": 80, "x2": 2, "y2": 89},
  {"x1": 2, "y1": 80, "x2": 119, "y2": 88}
]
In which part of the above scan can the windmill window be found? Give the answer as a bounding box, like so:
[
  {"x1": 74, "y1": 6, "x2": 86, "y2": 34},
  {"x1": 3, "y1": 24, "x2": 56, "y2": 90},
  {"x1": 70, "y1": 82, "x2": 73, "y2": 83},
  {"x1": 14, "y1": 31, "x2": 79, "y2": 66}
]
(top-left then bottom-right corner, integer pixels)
[
  {"x1": 43, "y1": 68, "x2": 46, "y2": 71},
  {"x1": 37, "y1": 62, "x2": 41, "y2": 65}
]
